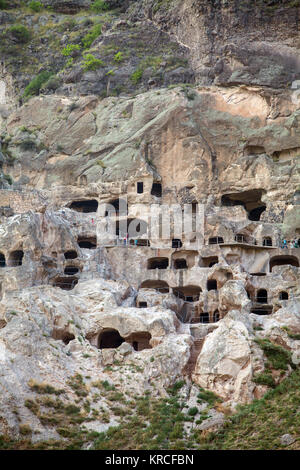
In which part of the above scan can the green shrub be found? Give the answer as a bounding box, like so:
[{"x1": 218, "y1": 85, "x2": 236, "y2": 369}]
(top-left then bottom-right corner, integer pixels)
[
  {"x1": 0, "y1": 0, "x2": 7, "y2": 10},
  {"x1": 82, "y1": 54, "x2": 104, "y2": 71},
  {"x1": 41, "y1": 75, "x2": 62, "y2": 92},
  {"x1": 23, "y1": 71, "x2": 53, "y2": 98},
  {"x1": 62, "y1": 44, "x2": 81, "y2": 56},
  {"x1": 114, "y1": 51, "x2": 123, "y2": 63},
  {"x1": 130, "y1": 68, "x2": 143, "y2": 84},
  {"x1": 82, "y1": 24, "x2": 102, "y2": 49},
  {"x1": 255, "y1": 338, "x2": 293, "y2": 370},
  {"x1": 188, "y1": 407, "x2": 198, "y2": 416},
  {"x1": 90, "y1": 0, "x2": 110, "y2": 13},
  {"x1": 253, "y1": 371, "x2": 276, "y2": 388},
  {"x1": 28, "y1": 1, "x2": 43, "y2": 12},
  {"x1": 9, "y1": 25, "x2": 31, "y2": 43}
]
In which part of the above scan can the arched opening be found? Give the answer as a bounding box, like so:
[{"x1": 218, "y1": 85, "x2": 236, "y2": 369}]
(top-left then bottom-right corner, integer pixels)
[
  {"x1": 235, "y1": 234, "x2": 245, "y2": 243},
  {"x1": 172, "y1": 239, "x2": 182, "y2": 248},
  {"x1": 200, "y1": 312, "x2": 210, "y2": 324},
  {"x1": 151, "y1": 182, "x2": 162, "y2": 198},
  {"x1": 125, "y1": 332, "x2": 152, "y2": 351},
  {"x1": 147, "y1": 257, "x2": 169, "y2": 270},
  {"x1": 77, "y1": 236, "x2": 97, "y2": 249},
  {"x1": 213, "y1": 310, "x2": 220, "y2": 322},
  {"x1": 174, "y1": 258, "x2": 187, "y2": 270},
  {"x1": 0, "y1": 252, "x2": 5, "y2": 267},
  {"x1": 137, "y1": 182, "x2": 144, "y2": 194},
  {"x1": 249, "y1": 206, "x2": 266, "y2": 221},
  {"x1": 251, "y1": 307, "x2": 272, "y2": 315},
  {"x1": 270, "y1": 255, "x2": 299, "y2": 272},
  {"x1": 201, "y1": 256, "x2": 218, "y2": 267},
  {"x1": 208, "y1": 237, "x2": 224, "y2": 245},
  {"x1": 221, "y1": 189, "x2": 266, "y2": 221},
  {"x1": 279, "y1": 291, "x2": 289, "y2": 300},
  {"x1": 64, "y1": 250, "x2": 78, "y2": 259},
  {"x1": 8, "y1": 250, "x2": 24, "y2": 266},
  {"x1": 69, "y1": 199, "x2": 98, "y2": 213},
  {"x1": 53, "y1": 276, "x2": 78, "y2": 290},
  {"x1": 207, "y1": 279, "x2": 217, "y2": 291},
  {"x1": 98, "y1": 329, "x2": 125, "y2": 349},
  {"x1": 64, "y1": 266, "x2": 80, "y2": 275},
  {"x1": 173, "y1": 285, "x2": 201, "y2": 302},
  {"x1": 140, "y1": 280, "x2": 169, "y2": 293},
  {"x1": 256, "y1": 289, "x2": 268, "y2": 304},
  {"x1": 263, "y1": 237, "x2": 272, "y2": 247}
]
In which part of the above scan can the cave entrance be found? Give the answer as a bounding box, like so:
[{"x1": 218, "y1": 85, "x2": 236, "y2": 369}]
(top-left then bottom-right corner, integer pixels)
[
  {"x1": 0, "y1": 253, "x2": 5, "y2": 267},
  {"x1": 8, "y1": 250, "x2": 24, "y2": 266},
  {"x1": 270, "y1": 255, "x2": 299, "y2": 272},
  {"x1": 221, "y1": 189, "x2": 266, "y2": 221},
  {"x1": 139, "y1": 302, "x2": 148, "y2": 308},
  {"x1": 279, "y1": 291, "x2": 289, "y2": 300},
  {"x1": 200, "y1": 313, "x2": 210, "y2": 324},
  {"x1": 98, "y1": 329, "x2": 125, "y2": 349},
  {"x1": 147, "y1": 257, "x2": 169, "y2": 270},
  {"x1": 151, "y1": 182, "x2": 162, "y2": 198},
  {"x1": 172, "y1": 239, "x2": 182, "y2": 248},
  {"x1": 64, "y1": 250, "x2": 78, "y2": 259},
  {"x1": 125, "y1": 332, "x2": 152, "y2": 351},
  {"x1": 140, "y1": 280, "x2": 169, "y2": 293},
  {"x1": 174, "y1": 258, "x2": 188, "y2": 269},
  {"x1": 208, "y1": 237, "x2": 224, "y2": 245},
  {"x1": 251, "y1": 307, "x2": 272, "y2": 315},
  {"x1": 137, "y1": 182, "x2": 144, "y2": 194},
  {"x1": 64, "y1": 266, "x2": 79, "y2": 275},
  {"x1": 263, "y1": 237, "x2": 272, "y2": 247},
  {"x1": 213, "y1": 310, "x2": 220, "y2": 322},
  {"x1": 256, "y1": 289, "x2": 268, "y2": 304},
  {"x1": 53, "y1": 276, "x2": 78, "y2": 290},
  {"x1": 52, "y1": 330, "x2": 75, "y2": 345},
  {"x1": 173, "y1": 285, "x2": 201, "y2": 302},
  {"x1": 78, "y1": 236, "x2": 97, "y2": 249},
  {"x1": 69, "y1": 200, "x2": 98, "y2": 213},
  {"x1": 207, "y1": 279, "x2": 217, "y2": 291}
]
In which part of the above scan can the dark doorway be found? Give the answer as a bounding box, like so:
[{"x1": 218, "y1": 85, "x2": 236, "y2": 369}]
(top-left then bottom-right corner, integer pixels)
[
  {"x1": 151, "y1": 182, "x2": 162, "y2": 197},
  {"x1": 174, "y1": 259, "x2": 187, "y2": 269},
  {"x1": 78, "y1": 236, "x2": 97, "y2": 249},
  {"x1": 207, "y1": 279, "x2": 217, "y2": 291},
  {"x1": 139, "y1": 302, "x2": 147, "y2": 308},
  {"x1": 0, "y1": 253, "x2": 5, "y2": 267},
  {"x1": 200, "y1": 313, "x2": 210, "y2": 324},
  {"x1": 172, "y1": 239, "x2": 182, "y2": 248},
  {"x1": 64, "y1": 250, "x2": 78, "y2": 259},
  {"x1": 263, "y1": 237, "x2": 272, "y2": 247},
  {"x1": 98, "y1": 329, "x2": 125, "y2": 349},
  {"x1": 147, "y1": 257, "x2": 169, "y2": 269},
  {"x1": 9, "y1": 250, "x2": 24, "y2": 266},
  {"x1": 137, "y1": 182, "x2": 144, "y2": 194},
  {"x1": 69, "y1": 200, "x2": 98, "y2": 213},
  {"x1": 64, "y1": 266, "x2": 79, "y2": 275},
  {"x1": 279, "y1": 291, "x2": 289, "y2": 300},
  {"x1": 257, "y1": 289, "x2": 268, "y2": 303},
  {"x1": 53, "y1": 276, "x2": 78, "y2": 290},
  {"x1": 249, "y1": 206, "x2": 266, "y2": 221},
  {"x1": 213, "y1": 311, "x2": 220, "y2": 322},
  {"x1": 140, "y1": 280, "x2": 169, "y2": 293},
  {"x1": 208, "y1": 237, "x2": 224, "y2": 245}
]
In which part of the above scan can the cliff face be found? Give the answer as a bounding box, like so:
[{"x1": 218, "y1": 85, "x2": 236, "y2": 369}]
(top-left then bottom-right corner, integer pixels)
[{"x1": 0, "y1": 0, "x2": 299, "y2": 448}]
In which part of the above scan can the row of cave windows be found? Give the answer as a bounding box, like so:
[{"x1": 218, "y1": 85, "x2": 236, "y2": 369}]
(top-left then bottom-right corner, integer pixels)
[
  {"x1": 55, "y1": 328, "x2": 152, "y2": 352},
  {"x1": 0, "y1": 251, "x2": 24, "y2": 267},
  {"x1": 208, "y1": 236, "x2": 273, "y2": 246},
  {"x1": 68, "y1": 183, "x2": 162, "y2": 214}
]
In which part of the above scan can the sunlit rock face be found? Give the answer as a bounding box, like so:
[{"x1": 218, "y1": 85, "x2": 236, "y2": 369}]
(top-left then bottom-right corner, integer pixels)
[{"x1": 0, "y1": 0, "x2": 299, "y2": 440}]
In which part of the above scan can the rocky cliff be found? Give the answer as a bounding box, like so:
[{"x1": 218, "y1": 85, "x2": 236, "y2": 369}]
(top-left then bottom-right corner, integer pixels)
[{"x1": 0, "y1": 0, "x2": 299, "y2": 450}]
